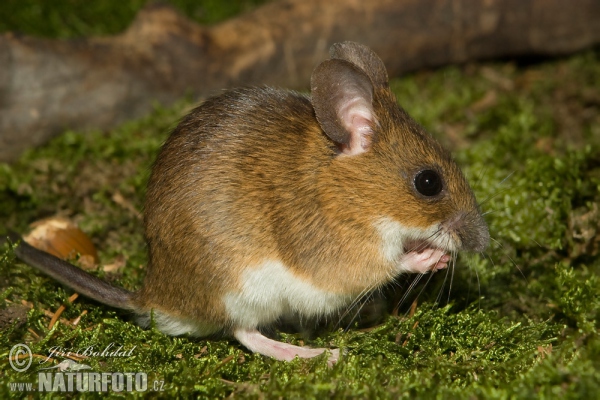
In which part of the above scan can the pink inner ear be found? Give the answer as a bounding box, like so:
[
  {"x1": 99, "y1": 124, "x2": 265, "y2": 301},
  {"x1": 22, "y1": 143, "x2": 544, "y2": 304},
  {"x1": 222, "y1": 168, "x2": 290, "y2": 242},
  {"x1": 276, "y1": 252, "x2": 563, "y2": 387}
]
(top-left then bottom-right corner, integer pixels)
[{"x1": 338, "y1": 95, "x2": 375, "y2": 156}]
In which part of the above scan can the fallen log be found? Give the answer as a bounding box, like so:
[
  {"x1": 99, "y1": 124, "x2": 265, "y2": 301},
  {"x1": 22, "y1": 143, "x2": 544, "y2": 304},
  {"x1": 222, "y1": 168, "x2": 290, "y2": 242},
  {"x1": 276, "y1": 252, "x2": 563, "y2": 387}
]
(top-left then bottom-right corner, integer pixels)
[{"x1": 1, "y1": 0, "x2": 599, "y2": 161}]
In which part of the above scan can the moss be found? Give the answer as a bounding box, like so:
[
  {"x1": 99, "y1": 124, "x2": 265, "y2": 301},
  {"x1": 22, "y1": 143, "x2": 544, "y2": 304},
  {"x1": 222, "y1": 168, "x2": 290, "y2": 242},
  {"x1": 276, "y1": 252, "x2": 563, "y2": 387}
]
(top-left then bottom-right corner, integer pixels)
[
  {"x1": 1, "y1": 3, "x2": 599, "y2": 399},
  {"x1": 0, "y1": 0, "x2": 271, "y2": 38}
]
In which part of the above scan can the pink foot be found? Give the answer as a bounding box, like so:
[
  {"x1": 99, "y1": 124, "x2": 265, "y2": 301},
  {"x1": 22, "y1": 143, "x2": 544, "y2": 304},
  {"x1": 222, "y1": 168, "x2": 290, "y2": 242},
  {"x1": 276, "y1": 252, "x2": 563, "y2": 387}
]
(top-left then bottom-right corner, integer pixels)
[
  {"x1": 399, "y1": 248, "x2": 450, "y2": 274},
  {"x1": 234, "y1": 328, "x2": 339, "y2": 365}
]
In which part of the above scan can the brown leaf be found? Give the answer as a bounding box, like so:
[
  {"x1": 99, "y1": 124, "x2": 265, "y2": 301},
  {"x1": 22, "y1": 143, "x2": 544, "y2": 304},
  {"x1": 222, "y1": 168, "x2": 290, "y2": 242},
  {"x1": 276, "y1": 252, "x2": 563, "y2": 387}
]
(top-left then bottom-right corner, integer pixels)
[{"x1": 24, "y1": 217, "x2": 99, "y2": 265}]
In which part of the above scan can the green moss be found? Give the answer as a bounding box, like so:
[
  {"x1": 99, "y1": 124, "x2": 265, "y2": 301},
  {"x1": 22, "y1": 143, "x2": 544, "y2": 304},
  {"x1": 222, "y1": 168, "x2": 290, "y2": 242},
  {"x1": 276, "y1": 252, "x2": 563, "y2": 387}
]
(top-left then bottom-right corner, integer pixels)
[
  {"x1": 1, "y1": 3, "x2": 599, "y2": 398},
  {"x1": 0, "y1": 0, "x2": 270, "y2": 38}
]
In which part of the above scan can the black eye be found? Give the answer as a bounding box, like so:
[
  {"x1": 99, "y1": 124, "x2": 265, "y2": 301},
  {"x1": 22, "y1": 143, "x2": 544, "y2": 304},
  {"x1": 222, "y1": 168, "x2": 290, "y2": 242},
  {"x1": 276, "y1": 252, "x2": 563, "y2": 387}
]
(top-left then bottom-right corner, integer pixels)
[{"x1": 414, "y1": 169, "x2": 443, "y2": 197}]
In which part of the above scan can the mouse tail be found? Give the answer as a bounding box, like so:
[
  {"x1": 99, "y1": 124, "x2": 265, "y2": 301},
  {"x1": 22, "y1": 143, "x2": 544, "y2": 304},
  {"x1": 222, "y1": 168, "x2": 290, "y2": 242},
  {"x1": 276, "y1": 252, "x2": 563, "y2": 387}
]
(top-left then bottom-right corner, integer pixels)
[{"x1": 8, "y1": 231, "x2": 135, "y2": 310}]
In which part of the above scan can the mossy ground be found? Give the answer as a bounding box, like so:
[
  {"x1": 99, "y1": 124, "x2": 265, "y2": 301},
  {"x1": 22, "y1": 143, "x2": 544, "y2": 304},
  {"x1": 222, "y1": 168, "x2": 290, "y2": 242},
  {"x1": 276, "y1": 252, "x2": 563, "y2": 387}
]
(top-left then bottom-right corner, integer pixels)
[{"x1": 1, "y1": 2, "x2": 599, "y2": 398}]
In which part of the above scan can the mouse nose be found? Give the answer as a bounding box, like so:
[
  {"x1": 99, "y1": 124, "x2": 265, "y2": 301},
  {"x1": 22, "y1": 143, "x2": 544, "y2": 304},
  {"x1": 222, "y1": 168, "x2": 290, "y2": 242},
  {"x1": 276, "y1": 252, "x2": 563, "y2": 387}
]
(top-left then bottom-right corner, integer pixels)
[
  {"x1": 462, "y1": 212, "x2": 490, "y2": 252},
  {"x1": 445, "y1": 211, "x2": 490, "y2": 253}
]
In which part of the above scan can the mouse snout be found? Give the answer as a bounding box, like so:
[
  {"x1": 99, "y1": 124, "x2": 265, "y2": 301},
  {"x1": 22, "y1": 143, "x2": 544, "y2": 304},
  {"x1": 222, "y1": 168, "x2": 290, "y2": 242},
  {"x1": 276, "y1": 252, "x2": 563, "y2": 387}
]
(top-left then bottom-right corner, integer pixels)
[{"x1": 443, "y1": 211, "x2": 490, "y2": 253}]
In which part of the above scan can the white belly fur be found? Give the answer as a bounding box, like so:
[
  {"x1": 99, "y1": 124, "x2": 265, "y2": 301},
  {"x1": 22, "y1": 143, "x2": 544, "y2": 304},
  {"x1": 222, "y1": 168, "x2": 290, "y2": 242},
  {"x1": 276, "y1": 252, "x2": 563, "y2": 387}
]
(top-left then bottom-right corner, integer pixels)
[
  {"x1": 223, "y1": 260, "x2": 352, "y2": 329},
  {"x1": 136, "y1": 310, "x2": 220, "y2": 337}
]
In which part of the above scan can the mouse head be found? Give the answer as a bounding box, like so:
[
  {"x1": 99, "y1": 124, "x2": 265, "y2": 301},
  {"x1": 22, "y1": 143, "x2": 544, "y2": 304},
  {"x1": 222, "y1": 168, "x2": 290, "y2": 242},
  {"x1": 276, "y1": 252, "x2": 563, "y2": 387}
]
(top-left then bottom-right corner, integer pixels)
[{"x1": 311, "y1": 42, "x2": 489, "y2": 253}]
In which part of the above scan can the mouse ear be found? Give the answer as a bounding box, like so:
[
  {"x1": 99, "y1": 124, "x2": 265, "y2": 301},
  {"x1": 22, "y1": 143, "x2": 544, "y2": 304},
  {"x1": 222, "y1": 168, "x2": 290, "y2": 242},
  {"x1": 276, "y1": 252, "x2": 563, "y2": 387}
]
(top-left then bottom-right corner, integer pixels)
[
  {"x1": 330, "y1": 41, "x2": 389, "y2": 88},
  {"x1": 311, "y1": 59, "x2": 377, "y2": 156}
]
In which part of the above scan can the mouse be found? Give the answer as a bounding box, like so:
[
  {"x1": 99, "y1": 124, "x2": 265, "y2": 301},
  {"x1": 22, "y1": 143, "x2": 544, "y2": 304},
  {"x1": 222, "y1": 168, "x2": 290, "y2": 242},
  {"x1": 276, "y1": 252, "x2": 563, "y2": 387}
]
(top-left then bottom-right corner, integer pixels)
[{"x1": 9, "y1": 41, "x2": 489, "y2": 364}]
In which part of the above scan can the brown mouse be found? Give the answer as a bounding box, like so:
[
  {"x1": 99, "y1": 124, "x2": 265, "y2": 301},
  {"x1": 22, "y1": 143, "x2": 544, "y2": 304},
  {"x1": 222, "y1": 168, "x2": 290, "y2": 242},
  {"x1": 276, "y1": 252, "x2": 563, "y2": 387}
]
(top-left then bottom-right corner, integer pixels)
[{"x1": 10, "y1": 41, "x2": 489, "y2": 364}]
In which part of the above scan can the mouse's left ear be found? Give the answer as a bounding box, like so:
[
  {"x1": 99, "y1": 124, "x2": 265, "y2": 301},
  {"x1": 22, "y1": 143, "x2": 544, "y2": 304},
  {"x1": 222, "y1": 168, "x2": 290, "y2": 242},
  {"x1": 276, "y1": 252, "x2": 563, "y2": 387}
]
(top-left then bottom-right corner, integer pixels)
[
  {"x1": 329, "y1": 41, "x2": 389, "y2": 89},
  {"x1": 311, "y1": 59, "x2": 377, "y2": 156}
]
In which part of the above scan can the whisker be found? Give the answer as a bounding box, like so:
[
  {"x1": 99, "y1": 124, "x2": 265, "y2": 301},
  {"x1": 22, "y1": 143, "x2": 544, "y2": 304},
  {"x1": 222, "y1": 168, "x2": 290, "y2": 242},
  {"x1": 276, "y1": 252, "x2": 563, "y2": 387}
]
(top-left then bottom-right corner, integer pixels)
[
  {"x1": 465, "y1": 257, "x2": 471, "y2": 305},
  {"x1": 531, "y1": 238, "x2": 543, "y2": 248},
  {"x1": 506, "y1": 253, "x2": 527, "y2": 283},
  {"x1": 484, "y1": 250, "x2": 496, "y2": 269},
  {"x1": 498, "y1": 170, "x2": 516, "y2": 186},
  {"x1": 435, "y1": 261, "x2": 451, "y2": 305},
  {"x1": 395, "y1": 274, "x2": 427, "y2": 314},
  {"x1": 476, "y1": 171, "x2": 515, "y2": 210},
  {"x1": 482, "y1": 205, "x2": 516, "y2": 217},
  {"x1": 336, "y1": 279, "x2": 383, "y2": 331},
  {"x1": 447, "y1": 249, "x2": 457, "y2": 304},
  {"x1": 403, "y1": 228, "x2": 445, "y2": 253},
  {"x1": 490, "y1": 237, "x2": 504, "y2": 248},
  {"x1": 400, "y1": 268, "x2": 442, "y2": 319},
  {"x1": 473, "y1": 166, "x2": 488, "y2": 189},
  {"x1": 477, "y1": 186, "x2": 513, "y2": 209},
  {"x1": 337, "y1": 289, "x2": 370, "y2": 325},
  {"x1": 488, "y1": 237, "x2": 527, "y2": 282},
  {"x1": 343, "y1": 292, "x2": 375, "y2": 332},
  {"x1": 475, "y1": 254, "x2": 482, "y2": 309}
]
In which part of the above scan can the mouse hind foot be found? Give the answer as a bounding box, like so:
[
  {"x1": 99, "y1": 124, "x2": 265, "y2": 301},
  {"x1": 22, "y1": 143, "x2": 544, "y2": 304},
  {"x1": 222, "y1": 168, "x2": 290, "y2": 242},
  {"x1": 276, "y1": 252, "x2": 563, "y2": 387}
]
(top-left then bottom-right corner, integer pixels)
[{"x1": 233, "y1": 328, "x2": 339, "y2": 366}]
